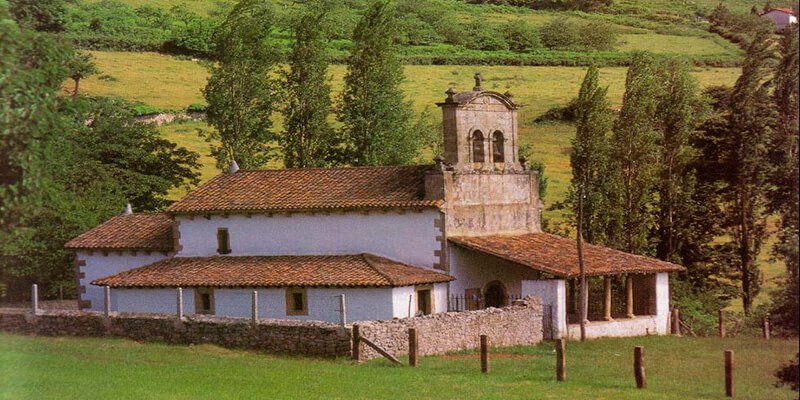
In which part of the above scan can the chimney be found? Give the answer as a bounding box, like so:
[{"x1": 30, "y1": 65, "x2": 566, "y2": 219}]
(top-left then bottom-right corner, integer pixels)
[
  {"x1": 122, "y1": 203, "x2": 133, "y2": 215},
  {"x1": 229, "y1": 160, "x2": 240, "y2": 173}
]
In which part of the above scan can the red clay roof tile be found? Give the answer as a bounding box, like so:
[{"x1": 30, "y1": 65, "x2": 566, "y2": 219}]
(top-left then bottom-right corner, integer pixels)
[
  {"x1": 65, "y1": 214, "x2": 174, "y2": 251},
  {"x1": 91, "y1": 253, "x2": 453, "y2": 288},
  {"x1": 449, "y1": 233, "x2": 684, "y2": 278},
  {"x1": 165, "y1": 165, "x2": 441, "y2": 215}
]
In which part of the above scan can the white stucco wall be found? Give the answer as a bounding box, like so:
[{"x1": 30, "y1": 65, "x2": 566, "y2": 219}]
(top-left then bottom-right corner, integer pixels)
[
  {"x1": 654, "y1": 272, "x2": 670, "y2": 334},
  {"x1": 175, "y1": 211, "x2": 441, "y2": 269},
  {"x1": 77, "y1": 251, "x2": 172, "y2": 311},
  {"x1": 449, "y1": 245, "x2": 541, "y2": 298},
  {"x1": 114, "y1": 288, "x2": 195, "y2": 314},
  {"x1": 763, "y1": 10, "x2": 798, "y2": 28},
  {"x1": 109, "y1": 284, "x2": 448, "y2": 323},
  {"x1": 522, "y1": 279, "x2": 566, "y2": 339}
]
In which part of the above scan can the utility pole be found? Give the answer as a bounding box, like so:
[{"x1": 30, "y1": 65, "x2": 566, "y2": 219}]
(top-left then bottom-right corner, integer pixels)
[{"x1": 578, "y1": 184, "x2": 588, "y2": 342}]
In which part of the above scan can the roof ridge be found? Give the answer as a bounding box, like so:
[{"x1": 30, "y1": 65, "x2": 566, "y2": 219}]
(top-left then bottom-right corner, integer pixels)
[
  {"x1": 233, "y1": 164, "x2": 433, "y2": 173},
  {"x1": 360, "y1": 253, "x2": 396, "y2": 286}
]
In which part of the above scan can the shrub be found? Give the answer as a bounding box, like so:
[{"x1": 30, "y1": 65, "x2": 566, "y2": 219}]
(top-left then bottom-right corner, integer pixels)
[
  {"x1": 776, "y1": 354, "x2": 799, "y2": 392},
  {"x1": 540, "y1": 17, "x2": 618, "y2": 51},
  {"x1": 463, "y1": 21, "x2": 509, "y2": 51},
  {"x1": 186, "y1": 103, "x2": 207, "y2": 113},
  {"x1": 132, "y1": 105, "x2": 165, "y2": 116},
  {"x1": 539, "y1": 18, "x2": 582, "y2": 50},
  {"x1": 535, "y1": 98, "x2": 578, "y2": 122},
  {"x1": 501, "y1": 20, "x2": 541, "y2": 53}
]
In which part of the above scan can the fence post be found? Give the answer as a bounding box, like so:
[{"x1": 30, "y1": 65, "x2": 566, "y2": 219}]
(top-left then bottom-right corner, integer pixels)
[
  {"x1": 725, "y1": 350, "x2": 735, "y2": 397},
  {"x1": 762, "y1": 317, "x2": 770, "y2": 340},
  {"x1": 176, "y1": 287, "x2": 184, "y2": 320},
  {"x1": 480, "y1": 335, "x2": 490, "y2": 374},
  {"x1": 719, "y1": 310, "x2": 726, "y2": 338},
  {"x1": 408, "y1": 294, "x2": 413, "y2": 318},
  {"x1": 30, "y1": 284, "x2": 38, "y2": 315},
  {"x1": 634, "y1": 346, "x2": 646, "y2": 389},
  {"x1": 409, "y1": 328, "x2": 418, "y2": 367},
  {"x1": 671, "y1": 308, "x2": 680, "y2": 336},
  {"x1": 352, "y1": 324, "x2": 361, "y2": 361},
  {"x1": 104, "y1": 286, "x2": 111, "y2": 318},
  {"x1": 556, "y1": 338, "x2": 566, "y2": 382},
  {"x1": 251, "y1": 290, "x2": 258, "y2": 325},
  {"x1": 339, "y1": 294, "x2": 347, "y2": 327}
]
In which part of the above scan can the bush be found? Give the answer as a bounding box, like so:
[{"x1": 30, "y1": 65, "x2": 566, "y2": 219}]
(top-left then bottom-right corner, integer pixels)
[
  {"x1": 540, "y1": 17, "x2": 618, "y2": 51},
  {"x1": 776, "y1": 354, "x2": 799, "y2": 392},
  {"x1": 501, "y1": 20, "x2": 541, "y2": 53},
  {"x1": 132, "y1": 105, "x2": 165, "y2": 116},
  {"x1": 535, "y1": 98, "x2": 578, "y2": 122},
  {"x1": 463, "y1": 21, "x2": 509, "y2": 51},
  {"x1": 186, "y1": 104, "x2": 207, "y2": 113},
  {"x1": 539, "y1": 18, "x2": 581, "y2": 50}
]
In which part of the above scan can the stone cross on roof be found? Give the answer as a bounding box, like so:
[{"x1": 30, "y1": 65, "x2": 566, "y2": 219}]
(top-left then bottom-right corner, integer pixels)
[{"x1": 473, "y1": 73, "x2": 483, "y2": 91}]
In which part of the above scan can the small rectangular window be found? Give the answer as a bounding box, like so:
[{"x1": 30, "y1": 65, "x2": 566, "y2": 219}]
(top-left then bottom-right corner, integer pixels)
[
  {"x1": 285, "y1": 288, "x2": 308, "y2": 316},
  {"x1": 194, "y1": 288, "x2": 214, "y2": 315},
  {"x1": 217, "y1": 228, "x2": 231, "y2": 254}
]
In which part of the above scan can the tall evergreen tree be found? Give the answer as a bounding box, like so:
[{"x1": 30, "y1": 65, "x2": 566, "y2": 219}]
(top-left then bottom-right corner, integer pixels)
[
  {"x1": 768, "y1": 24, "x2": 799, "y2": 331},
  {"x1": 608, "y1": 53, "x2": 661, "y2": 254},
  {"x1": 279, "y1": 5, "x2": 339, "y2": 168},
  {"x1": 718, "y1": 32, "x2": 775, "y2": 314},
  {"x1": 203, "y1": 0, "x2": 280, "y2": 170},
  {"x1": 337, "y1": 0, "x2": 421, "y2": 166},
  {"x1": 654, "y1": 58, "x2": 702, "y2": 263},
  {"x1": 567, "y1": 65, "x2": 613, "y2": 244}
]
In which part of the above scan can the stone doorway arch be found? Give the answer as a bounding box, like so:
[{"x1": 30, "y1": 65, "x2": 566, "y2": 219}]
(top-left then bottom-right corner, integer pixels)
[{"x1": 484, "y1": 281, "x2": 507, "y2": 308}]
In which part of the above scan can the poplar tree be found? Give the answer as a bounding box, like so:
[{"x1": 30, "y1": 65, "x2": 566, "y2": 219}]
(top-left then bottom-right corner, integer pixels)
[
  {"x1": 337, "y1": 0, "x2": 421, "y2": 166},
  {"x1": 718, "y1": 32, "x2": 775, "y2": 314},
  {"x1": 567, "y1": 65, "x2": 613, "y2": 245},
  {"x1": 608, "y1": 53, "x2": 661, "y2": 254},
  {"x1": 769, "y1": 24, "x2": 799, "y2": 331},
  {"x1": 203, "y1": 0, "x2": 279, "y2": 170},
  {"x1": 279, "y1": 4, "x2": 339, "y2": 168}
]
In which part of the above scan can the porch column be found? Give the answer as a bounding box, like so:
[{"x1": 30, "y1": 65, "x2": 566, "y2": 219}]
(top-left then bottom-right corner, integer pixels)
[
  {"x1": 603, "y1": 276, "x2": 613, "y2": 321},
  {"x1": 626, "y1": 275, "x2": 635, "y2": 319}
]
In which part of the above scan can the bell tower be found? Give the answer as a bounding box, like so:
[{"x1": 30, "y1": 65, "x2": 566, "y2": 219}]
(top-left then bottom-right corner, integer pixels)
[{"x1": 437, "y1": 73, "x2": 523, "y2": 172}]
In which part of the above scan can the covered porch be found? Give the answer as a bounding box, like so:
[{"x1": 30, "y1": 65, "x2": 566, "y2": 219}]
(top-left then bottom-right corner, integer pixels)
[{"x1": 448, "y1": 233, "x2": 684, "y2": 340}]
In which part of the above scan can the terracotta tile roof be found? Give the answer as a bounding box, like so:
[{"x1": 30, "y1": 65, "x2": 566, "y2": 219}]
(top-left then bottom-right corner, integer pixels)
[
  {"x1": 91, "y1": 253, "x2": 454, "y2": 288},
  {"x1": 65, "y1": 214, "x2": 174, "y2": 251},
  {"x1": 165, "y1": 165, "x2": 441, "y2": 215},
  {"x1": 760, "y1": 7, "x2": 797, "y2": 15},
  {"x1": 449, "y1": 233, "x2": 685, "y2": 278}
]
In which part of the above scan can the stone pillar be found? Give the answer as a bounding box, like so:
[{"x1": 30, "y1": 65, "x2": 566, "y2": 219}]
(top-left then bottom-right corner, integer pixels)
[
  {"x1": 339, "y1": 294, "x2": 347, "y2": 327},
  {"x1": 626, "y1": 275, "x2": 635, "y2": 319},
  {"x1": 604, "y1": 276, "x2": 613, "y2": 321},
  {"x1": 251, "y1": 290, "x2": 258, "y2": 325},
  {"x1": 176, "y1": 287, "x2": 184, "y2": 320}
]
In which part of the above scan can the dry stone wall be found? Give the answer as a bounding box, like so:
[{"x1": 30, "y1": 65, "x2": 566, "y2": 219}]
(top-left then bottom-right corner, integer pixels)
[
  {"x1": 0, "y1": 310, "x2": 351, "y2": 358},
  {"x1": 356, "y1": 295, "x2": 543, "y2": 361}
]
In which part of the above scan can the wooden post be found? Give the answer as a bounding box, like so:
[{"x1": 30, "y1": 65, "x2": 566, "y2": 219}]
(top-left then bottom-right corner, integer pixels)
[
  {"x1": 603, "y1": 276, "x2": 613, "y2": 321},
  {"x1": 762, "y1": 317, "x2": 770, "y2": 340},
  {"x1": 104, "y1": 286, "x2": 111, "y2": 318},
  {"x1": 339, "y1": 294, "x2": 347, "y2": 327},
  {"x1": 31, "y1": 284, "x2": 38, "y2": 315},
  {"x1": 626, "y1": 275, "x2": 635, "y2": 319},
  {"x1": 352, "y1": 324, "x2": 361, "y2": 361},
  {"x1": 556, "y1": 338, "x2": 566, "y2": 382},
  {"x1": 408, "y1": 328, "x2": 418, "y2": 367},
  {"x1": 176, "y1": 287, "x2": 184, "y2": 320},
  {"x1": 719, "y1": 310, "x2": 726, "y2": 338},
  {"x1": 59, "y1": 285, "x2": 64, "y2": 302},
  {"x1": 480, "y1": 335, "x2": 490, "y2": 373},
  {"x1": 725, "y1": 350, "x2": 735, "y2": 397},
  {"x1": 408, "y1": 294, "x2": 413, "y2": 318},
  {"x1": 251, "y1": 290, "x2": 258, "y2": 325},
  {"x1": 577, "y1": 186, "x2": 588, "y2": 342},
  {"x1": 634, "y1": 346, "x2": 646, "y2": 389},
  {"x1": 671, "y1": 308, "x2": 680, "y2": 336}
]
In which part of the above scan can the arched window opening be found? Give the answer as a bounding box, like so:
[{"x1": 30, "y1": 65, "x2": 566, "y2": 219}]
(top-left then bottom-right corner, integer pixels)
[
  {"x1": 492, "y1": 131, "x2": 505, "y2": 163},
  {"x1": 472, "y1": 131, "x2": 485, "y2": 163}
]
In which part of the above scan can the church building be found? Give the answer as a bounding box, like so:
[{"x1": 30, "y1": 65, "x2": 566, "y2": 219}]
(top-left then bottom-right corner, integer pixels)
[{"x1": 66, "y1": 75, "x2": 683, "y2": 339}]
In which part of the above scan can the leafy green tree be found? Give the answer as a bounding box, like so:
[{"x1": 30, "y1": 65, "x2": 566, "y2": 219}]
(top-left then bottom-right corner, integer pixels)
[
  {"x1": 203, "y1": 0, "x2": 280, "y2": 170},
  {"x1": 337, "y1": 1, "x2": 422, "y2": 166},
  {"x1": 565, "y1": 65, "x2": 613, "y2": 244},
  {"x1": 502, "y1": 20, "x2": 541, "y2": 53},
  {"x1": 717, "y1": 32, "x2": 775, "y2": 314},
  {"x1": 768, "y1": 24, "x2": 799, "y2": 332},
  {"x1": 66, "y1": 51, "x2": 99, "y2": 97},
  {"x1": 279, "y1": 5, "x2": 340, "y2": 168},
  {"x1": 608, "y1": 52, "x2": 661, "y2": 254},
  {"x1": 8, "y1": 0, "x2": 66, "y2": 31}
]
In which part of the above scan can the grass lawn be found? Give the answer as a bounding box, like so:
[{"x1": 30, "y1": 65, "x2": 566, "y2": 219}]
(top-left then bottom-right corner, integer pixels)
[{"x1": 0, "y1": 333, "x2": 796, "y2": 399}]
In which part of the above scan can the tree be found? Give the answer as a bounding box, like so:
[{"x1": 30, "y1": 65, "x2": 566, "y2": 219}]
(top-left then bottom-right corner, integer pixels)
[
  {"x1": 8, "y1": 0, "x2": 66, "y2": 31},
  {"x1": 203, "y1": 0, "x2": 280, "y2": 170},
  {"x1": 768, "y1": 24, "x2": 799, "y2": 332},
  {"x1": 566, "y1": 65, "x2": 613, "y2": 245},
  {"x1": 717, "y1": 32, "x2": 775, "y2": 314},
  {"x1": 607, "y1": 52, "x2": 661, "y2": 254},
  {"x1": 279, "y1": 4, "x2": 339, "y2": 168},
  {"x1": 654, "y1": 58, "x2": 702, "y2": 263},
  {"x1": 337, "y1": 0, "x2": 422, "y2": 166},
  {"x1": 66, "y1": 51, "x2": 99, "y2": 97}
]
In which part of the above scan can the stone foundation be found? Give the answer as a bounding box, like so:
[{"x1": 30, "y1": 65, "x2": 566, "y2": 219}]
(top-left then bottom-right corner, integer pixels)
[
  {"x1": 0, "y1": 310, "x2": 351, "y2": 358},
  {"x1": 355, "y1": 295, "x2": 543, "y2": 361}
]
